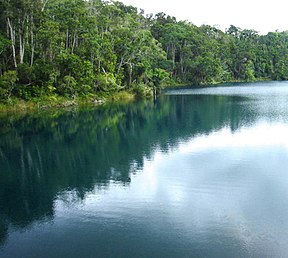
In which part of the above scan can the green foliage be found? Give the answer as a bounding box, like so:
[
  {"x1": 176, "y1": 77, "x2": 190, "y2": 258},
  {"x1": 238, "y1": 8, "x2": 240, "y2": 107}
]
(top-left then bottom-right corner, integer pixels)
[
  {"x1": 0, "y1": 71, "x2": 18, "y2": 100},
  {"x1": 0, "y1": 34, "x2": 10, "y2": 55},
  {"x1": 1, "y1": 0, "x2": 288, "y2": 101},
  {"x1": 132, "y1": 83, "x2": 153, "y2": 98},
  {"x1": 151, "y1": 68, "x2": 169, "y2": 88},
  {"x1": 95, "y1": 73, "x2": 120, "y2": 92},
  {"x1": 17, "y1": 64, "x2": 35, "y2": 84},
  {"x1": 60, "y1": 75, "x2": 77, "y2": 97}
]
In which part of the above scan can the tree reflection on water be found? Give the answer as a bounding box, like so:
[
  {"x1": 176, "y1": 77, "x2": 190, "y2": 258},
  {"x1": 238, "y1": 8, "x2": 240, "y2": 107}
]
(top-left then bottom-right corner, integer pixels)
[{"x1": 0, "y1": 94, "x2": 255, "y2": 246}]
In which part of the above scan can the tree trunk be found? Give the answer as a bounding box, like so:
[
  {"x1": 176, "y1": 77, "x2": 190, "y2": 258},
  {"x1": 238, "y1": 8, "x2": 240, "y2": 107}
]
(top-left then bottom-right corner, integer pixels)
[
  {"x1": 66, "y1": 29, "x2": 69, "y2": 49},
  {"x1": 30, "y1": 16, "x2": 35, "y2": 67},
  {"x1": 7, "y1": 18, "x2": 17, "y2": 68},
  {"x1": 72, "y1": 33, "x2": 77, "y2": 54},
  {"x1": 117, "y1": 56, "x2": 124, "y2": 73},
  {"x1": 42, "y1": 0, "x2": 50, "y2": 12},
  {"x1": 128, "y1": 63, "x2": 133, "y2": 88},
  {"x1": 19, "y1": 32, "x2": 25, "y2": 64},
  {"x1": 30, "y1": 31, "x2": 35, "y2": 66},
  {"x1": 172, "y1": 44, "x2": 176, "y2": 69}
]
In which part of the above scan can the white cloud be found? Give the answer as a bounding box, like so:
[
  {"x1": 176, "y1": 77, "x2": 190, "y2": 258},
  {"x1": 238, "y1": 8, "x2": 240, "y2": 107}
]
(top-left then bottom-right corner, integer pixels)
[
  {"x1": 178, "y1": 122, "x2": 288, "y2": 153},
  {"x1": 120, "y1": 0, "x2": 288, "y2": 34}
]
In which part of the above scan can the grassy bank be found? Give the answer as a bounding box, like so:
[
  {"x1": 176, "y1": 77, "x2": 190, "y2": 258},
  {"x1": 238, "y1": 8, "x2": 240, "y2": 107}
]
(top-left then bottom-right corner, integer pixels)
[{"x1": 0, "y1": 91, "x2": 135, "y2": 115}]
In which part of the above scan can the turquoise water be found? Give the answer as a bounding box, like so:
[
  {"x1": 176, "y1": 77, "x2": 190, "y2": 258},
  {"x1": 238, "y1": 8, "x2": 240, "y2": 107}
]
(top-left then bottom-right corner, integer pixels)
[{"x1": 1, "y1": 81, "x2": 288, "y2": 257}]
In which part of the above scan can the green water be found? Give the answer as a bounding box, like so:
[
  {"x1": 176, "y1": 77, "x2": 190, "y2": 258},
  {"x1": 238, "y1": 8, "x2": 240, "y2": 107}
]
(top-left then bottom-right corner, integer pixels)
[{"x1": 1, "y1": 81, "x2": 288, "y2": 257}]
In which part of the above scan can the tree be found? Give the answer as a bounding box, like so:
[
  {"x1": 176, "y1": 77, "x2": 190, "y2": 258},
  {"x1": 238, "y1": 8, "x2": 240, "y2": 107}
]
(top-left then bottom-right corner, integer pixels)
[{"x1": 1, "y1": 0, "x2": 288, "y2": 102}]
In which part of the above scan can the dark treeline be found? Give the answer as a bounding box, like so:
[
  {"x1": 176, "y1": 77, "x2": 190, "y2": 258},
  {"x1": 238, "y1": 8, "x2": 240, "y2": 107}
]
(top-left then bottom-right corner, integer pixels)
[{"x1": 1, "y1": 0, "x2": 288, "y2": 101}]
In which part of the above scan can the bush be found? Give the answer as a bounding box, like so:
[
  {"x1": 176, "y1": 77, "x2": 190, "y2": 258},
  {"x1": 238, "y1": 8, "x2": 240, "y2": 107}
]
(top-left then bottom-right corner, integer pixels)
[
  {"x1": 132, "y1": 83, "x2": 153, "y2": 98},
  {"x1": 95, "y1": 73, "x2": 120, "y2": 92},
  {"x1": 59, "y1": 75, "x2": 77, "y2": 97},
  {"x1": 17, "y1": 63, "x2": 35, "y2": 84},
  {"x1": 0, "y1": 70, "x2": 18, "y2": 100}
]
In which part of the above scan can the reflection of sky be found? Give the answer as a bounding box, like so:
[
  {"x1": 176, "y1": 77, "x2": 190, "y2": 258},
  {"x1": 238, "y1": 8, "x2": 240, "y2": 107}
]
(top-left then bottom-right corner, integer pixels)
[
  {"x1": 57, "y1": 121, "x2": 288, "y2": 256},
  {"x1": 178, "y1": 122, "x2": 288, "y2": 152},
  {"x1": 2, "y1": 122, "x2": 288, "y2": 257},
  {"x1": 141, "y1": 122, "x2": 288, "y2": 257}
]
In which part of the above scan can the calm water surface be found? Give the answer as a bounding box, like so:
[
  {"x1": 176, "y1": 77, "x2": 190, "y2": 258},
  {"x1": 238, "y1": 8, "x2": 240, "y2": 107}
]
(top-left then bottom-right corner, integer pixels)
[{"x1": 1, "y1": 81, "x2": 288, "y2": 257}]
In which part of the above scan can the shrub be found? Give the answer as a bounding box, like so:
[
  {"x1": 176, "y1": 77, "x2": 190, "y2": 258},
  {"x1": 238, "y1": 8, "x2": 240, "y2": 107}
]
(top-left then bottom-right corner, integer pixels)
[{"x1": 0, "y1": 70, "x2": 18, "y2": 100}]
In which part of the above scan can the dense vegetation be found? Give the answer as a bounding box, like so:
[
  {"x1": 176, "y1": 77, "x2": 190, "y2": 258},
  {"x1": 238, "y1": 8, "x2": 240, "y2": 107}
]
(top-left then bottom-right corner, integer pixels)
[{"x1": 1, "y1": 0, "x2": 288, "y2": 102}]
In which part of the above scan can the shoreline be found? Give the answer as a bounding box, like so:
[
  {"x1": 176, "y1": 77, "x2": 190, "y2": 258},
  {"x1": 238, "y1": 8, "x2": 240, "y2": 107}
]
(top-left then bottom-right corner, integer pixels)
[
  {"x1": 0, "y1": 91, "x2": 135, "y2": 115},
  {"x1": 0, "y1": 79, "x2": 278, "y2": 115}
]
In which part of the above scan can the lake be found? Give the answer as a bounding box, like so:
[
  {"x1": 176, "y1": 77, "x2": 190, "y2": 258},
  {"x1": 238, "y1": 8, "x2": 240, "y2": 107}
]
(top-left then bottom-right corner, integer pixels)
[{"x1": 1, "y1": 81, "x2": 288, "y2": 257}]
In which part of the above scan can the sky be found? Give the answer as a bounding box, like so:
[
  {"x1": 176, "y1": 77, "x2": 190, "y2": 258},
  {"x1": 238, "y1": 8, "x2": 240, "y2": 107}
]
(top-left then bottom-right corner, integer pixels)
[{"x1": 120, "y1": 0, "x2": 288, "y2": 34}]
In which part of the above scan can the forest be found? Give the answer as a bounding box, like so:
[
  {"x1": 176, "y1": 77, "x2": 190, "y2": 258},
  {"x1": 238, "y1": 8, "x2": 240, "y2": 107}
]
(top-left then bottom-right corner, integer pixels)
[{"x1": 1, "y1": 0, "x2": 288, "y2": 102}]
